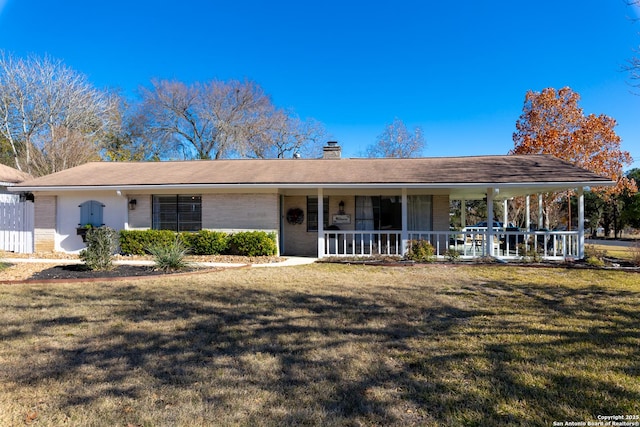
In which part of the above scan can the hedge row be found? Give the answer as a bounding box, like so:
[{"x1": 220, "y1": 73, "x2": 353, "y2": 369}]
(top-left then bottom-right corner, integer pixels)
[{"x1": 119, "y1": 229, "x2": 278, "y2": 256}]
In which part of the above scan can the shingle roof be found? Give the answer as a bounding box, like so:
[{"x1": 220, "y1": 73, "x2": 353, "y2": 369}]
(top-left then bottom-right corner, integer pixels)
[
  {"x1": 12, "y1": 155, "x2": 612, "y2": 189},
  {"x1": 0, "y1": 163, "x2": 33, "y2": 184}
]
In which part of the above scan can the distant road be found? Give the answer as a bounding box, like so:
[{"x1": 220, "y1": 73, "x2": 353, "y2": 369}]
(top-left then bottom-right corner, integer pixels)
[{"x1": 586, "y1": 239, "x2": 635, "y2": 247}]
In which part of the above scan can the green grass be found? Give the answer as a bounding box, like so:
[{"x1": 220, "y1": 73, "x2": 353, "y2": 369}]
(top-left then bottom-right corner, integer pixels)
[
  {"x1": 0, "y1": 264, "x2": 638, "y2": 426},
  {"x1": 587, "y1": 243, "x2": 637, "y2": 262}
]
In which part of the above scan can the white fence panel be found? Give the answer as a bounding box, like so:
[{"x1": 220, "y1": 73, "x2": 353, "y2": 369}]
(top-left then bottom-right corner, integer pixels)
[{"x1": 0, "y1": 196, "x2": 34, "y2": 254}]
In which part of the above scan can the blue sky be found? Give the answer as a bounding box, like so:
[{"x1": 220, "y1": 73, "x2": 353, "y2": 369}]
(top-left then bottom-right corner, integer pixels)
[{"x1": 1, "y1": 0, "x2": 639, "y2": 168}]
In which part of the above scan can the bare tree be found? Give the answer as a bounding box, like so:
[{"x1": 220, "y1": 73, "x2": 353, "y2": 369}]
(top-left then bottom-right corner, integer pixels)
[
  {"x1": 136, "y1": 78, "x2": 326, "y2": 160},
  {"x1": 0, "y1": 51, "x2": 117, "y2": 175},
  {"x1": 367, "y1": 118, "x2": 425, "y2": 158},
  {"x1": 242, "y1": 110, "x2": 327, "y2": 159},
  {"x1": 101, "y1": 96, "x2": 169, "y2": 162},
  {"x1": 626, "y1": 1, "x2": 640, "y2": 90},
  {"x1": 137, "y1": 79, "x2": 267, "y2": 159}
]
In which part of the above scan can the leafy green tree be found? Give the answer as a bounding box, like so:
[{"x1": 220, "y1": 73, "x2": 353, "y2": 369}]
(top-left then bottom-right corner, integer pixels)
[{"x1": 621, "y1": 168, "x2": 640, "y2": 230}]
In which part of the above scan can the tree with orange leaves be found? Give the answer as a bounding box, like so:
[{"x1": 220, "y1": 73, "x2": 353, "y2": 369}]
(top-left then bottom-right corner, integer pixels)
[
  {"x1": 511, "y1": 87, "x2": 635, "y2": 194},
  {"x1": 510, "y1": 87, "x2": 636, "y2": 234}
]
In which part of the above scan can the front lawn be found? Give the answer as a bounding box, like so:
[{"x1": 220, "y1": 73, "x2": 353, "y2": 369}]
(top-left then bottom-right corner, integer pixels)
[{"x1": 0, "y1": 264, "x2": 638, "y2": 426}]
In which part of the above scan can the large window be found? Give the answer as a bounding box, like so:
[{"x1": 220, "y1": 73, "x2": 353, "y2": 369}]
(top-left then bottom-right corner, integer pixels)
[
  {"x1": 152, "y1": 195, "x2": 202, "y2": 231},
  {"x1": 355, "y1": 195, "x2": 432, "y2": 230},
  {"x1": 355, "y1": 196, "x2": 402, "y2": 230},
  {"x1": 307, "y1": 196, "x2": 329, "y2": 232}
]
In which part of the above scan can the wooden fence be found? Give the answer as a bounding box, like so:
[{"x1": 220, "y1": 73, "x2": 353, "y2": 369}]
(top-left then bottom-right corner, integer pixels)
[{"x1": 0, "y1": 194, "x2": 34, "y2": 254}]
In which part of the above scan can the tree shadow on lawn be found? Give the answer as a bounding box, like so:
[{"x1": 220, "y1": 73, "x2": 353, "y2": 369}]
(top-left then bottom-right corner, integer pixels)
[{"x1": 3, "y1": 275, "x2": 640, "y2": 426}]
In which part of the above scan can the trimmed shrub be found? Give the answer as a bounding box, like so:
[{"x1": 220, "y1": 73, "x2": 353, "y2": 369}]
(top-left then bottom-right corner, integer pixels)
[
  {"x1": 405, "y1": 239, "x2": 436, "y2": 262},
  {"x1": 181, "y1": 230, "x2": 229, "y2": 255},
  {"x1": 147, "y1": 237, "x2": 189, "y2": 272},
  {"x1": 120, "y1": 229, "x2": 178, "y2": 255},
  {"x1": 228, "y1": 231, "x2": 278, "y2": 256},
  {"x1": 120, "y1": 229, "x2": 277, "y2": 257},
  {"x1": 80, "y1": 226, "x2": 118, "y2": 271}
]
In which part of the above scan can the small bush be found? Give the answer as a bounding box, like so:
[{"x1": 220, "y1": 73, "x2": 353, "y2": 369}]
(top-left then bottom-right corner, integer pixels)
[
  {"x1": 585, "y1": 244, "x2": 607, "y2": 261},
  {"x1": 444, "y1": 249, "x2": 461, "y2": 262},
  {"x1": 80, "y1": 226, "x2": 118, "y2": 271},
  {"x1": 518, "y1": 244, "x2": 542, "y2": 263},
  {"x1": 586, "y1": 256, "x2": 605, "y2": 267},
  {"x1": 629, "y1": 241, "x2": 640, "y2": 267},
  {"x1": 228, "y1": 231, "x2": 278, "y2": 256},
  {"x1": 406, "y1": 239, "x2": 436, "y2": 263},
  {"x1": 181, "y1": 230, "x2": 229, "y2": 255},
  {"x1": 147, "y1": 237, "x2": 189, "y2": 272}
]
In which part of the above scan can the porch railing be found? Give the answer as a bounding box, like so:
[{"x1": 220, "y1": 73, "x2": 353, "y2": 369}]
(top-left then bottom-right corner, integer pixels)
[{"x1": 322, "y1": 230, "x2": 580, "y2": 260}]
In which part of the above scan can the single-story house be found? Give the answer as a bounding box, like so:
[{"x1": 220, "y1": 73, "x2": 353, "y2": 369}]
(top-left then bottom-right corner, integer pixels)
[{"x1": 10, "y1": 142, "x2": 613, "y2": 260}]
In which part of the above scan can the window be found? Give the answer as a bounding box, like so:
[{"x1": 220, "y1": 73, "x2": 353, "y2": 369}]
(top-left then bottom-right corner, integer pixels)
[
  {"x1": 354, "y1": 195, "x2": 432, "y2": 230},
  {"x1": 407, "y1": 195, "x2": 432, "y2": 231},
  {"x1": 307, "y1": 196, "x2": 329, "y2": 232},
  {"x1": 152, "y1": 195, "x2": 202, "y2": 231},
  {"x1": 79, "y1": 200, "x2": 105, "y2": 227},
  {"x1": 355, "y1": 196, "x2": 402, "y2": 230}
]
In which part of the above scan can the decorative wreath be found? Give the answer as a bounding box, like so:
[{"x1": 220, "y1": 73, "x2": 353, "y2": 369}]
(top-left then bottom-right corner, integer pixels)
[{"x1": 286, "y1": 208, "x2": 304, "y2": 225}]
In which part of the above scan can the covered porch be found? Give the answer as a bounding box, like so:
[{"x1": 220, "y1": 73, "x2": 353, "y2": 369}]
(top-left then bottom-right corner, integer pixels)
[{"x1": 314, "y1": 185, "x2": 589, "y2": 261}]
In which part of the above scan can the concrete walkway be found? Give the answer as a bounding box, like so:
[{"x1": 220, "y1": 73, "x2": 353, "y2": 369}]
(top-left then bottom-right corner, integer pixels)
[{"x1": 0, "y1": 256, "x2": 317, "y2": 269}]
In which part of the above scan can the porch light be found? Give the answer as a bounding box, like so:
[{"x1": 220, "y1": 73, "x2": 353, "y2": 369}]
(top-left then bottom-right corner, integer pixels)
[
  {"x1": 338, "y1": 200, "x2": 345, "y2": 214},
  {"x1": 128, "y1": 199, "x2": 137, "y2": 210}
]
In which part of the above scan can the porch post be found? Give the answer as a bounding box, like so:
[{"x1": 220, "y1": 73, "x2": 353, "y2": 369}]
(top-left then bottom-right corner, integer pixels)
[
  {"x1": 578, "y1": 187, "x2": 585, "y2": 259},
  {"x1": 460, "y1": 199, "x2": 466, "y2": 229},
  {"x1": 317, "y1": 188, "x2": 324, "y2": 258},
  {"x1": 538, "y1": 194, "x2": 543, "y2": 229},
  {"x1": 525, "y1": 195, "x2": 531, "y2": 230},
  {"x1": 401, "y1": 188, "x2": 408, "y2": 255},
  {"x1": 503, "y1": 199, "x2": 508, "y2": 226},
  {"x1": 486, "y1": 188, "x2": 495, "y2": 257}
]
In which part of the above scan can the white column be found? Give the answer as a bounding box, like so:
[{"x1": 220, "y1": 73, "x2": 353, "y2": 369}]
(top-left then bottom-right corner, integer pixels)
[
  {"x1": 503, "y1": 199, "x2": 508, "y2": 227},
  {"x1": 317, "y1": 188, "x2": 324, "y2": 258},
  {"x1": 401, "y1": 189, "x2": 408, "y2": 255},
  {"x1": 578, "y1": 187, "x2": 585, "y2": 259},
  {"x1": 525, "y1": 195, "x2": 531, "y2": 231},
  {"x1": 460, "y1": 199, "x2": 466, "y2": 229},
  {"x1": 486, "y1": 188, "x2": 494, "y2": 256},
  {"x1": 538, "y1": 193, "x2": 543, "y2": 229}
]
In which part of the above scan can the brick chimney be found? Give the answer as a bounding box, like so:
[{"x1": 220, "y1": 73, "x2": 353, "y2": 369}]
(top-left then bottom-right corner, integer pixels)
[{"x1": 322, "y1": 141, "x2": 341, "y2": 159}]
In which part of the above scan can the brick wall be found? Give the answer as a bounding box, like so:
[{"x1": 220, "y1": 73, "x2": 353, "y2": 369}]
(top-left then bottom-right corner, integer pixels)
[
  {"x1": 202, "y1": 193, "x2": 279, "y2": 231},
  {"x1": 34, "y1": 195, "x2": 56, "y2": 252},
  {"x1": 128, "y1": 195, "x2": 151, "y2": 229}
]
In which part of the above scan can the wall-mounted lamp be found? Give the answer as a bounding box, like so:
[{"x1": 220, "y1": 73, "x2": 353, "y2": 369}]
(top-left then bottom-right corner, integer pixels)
[
  {"x1": 338, "y1": 200, "x2": 345, "y2": 214},
  {"x1": 128, "y1": 199, "x2": 137, "y2": 210}
]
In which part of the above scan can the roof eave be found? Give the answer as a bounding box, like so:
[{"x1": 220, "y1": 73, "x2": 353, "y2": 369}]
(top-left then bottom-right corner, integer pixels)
[{"x1": 9, "y1": 180, "x2": 615, "y2": 193}]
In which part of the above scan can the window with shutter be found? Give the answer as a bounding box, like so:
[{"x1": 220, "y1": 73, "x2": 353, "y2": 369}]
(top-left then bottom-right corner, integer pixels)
[{"x1": 79, "y1": 200, "x2": 105, "y2": 227}]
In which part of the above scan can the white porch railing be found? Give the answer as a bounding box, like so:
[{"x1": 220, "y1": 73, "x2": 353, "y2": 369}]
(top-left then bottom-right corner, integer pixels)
[{"x1": 323, "y1": 230, "x2": 580, "y2": 260}]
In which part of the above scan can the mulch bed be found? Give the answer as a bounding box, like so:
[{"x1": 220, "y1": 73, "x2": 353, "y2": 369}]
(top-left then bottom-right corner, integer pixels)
[{"x1": 29, "y1": 264, "x2": 210, "y2": 281}]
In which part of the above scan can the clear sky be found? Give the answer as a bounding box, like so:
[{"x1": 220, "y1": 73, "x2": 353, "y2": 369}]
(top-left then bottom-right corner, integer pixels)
[{"x1": 1, "y1": 0, "x2": 639, "y2": 168}]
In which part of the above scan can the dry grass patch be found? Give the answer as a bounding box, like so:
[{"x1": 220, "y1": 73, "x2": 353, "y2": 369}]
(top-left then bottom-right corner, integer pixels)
[{"x1": 0, "y1": 264, "x2": 638, "y2": 426}]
